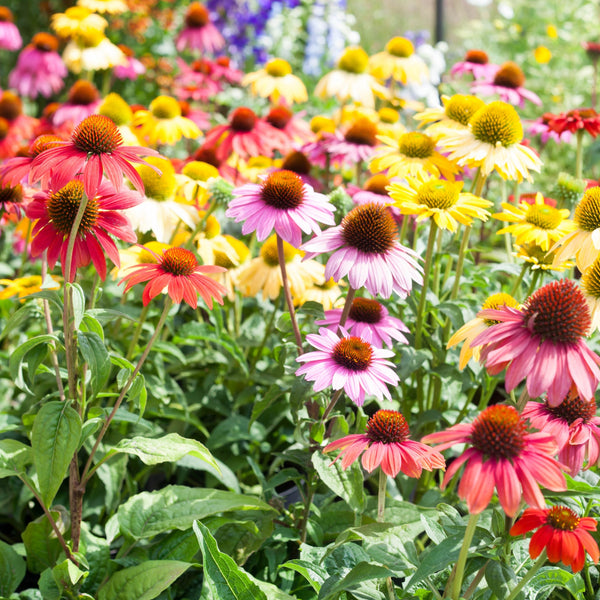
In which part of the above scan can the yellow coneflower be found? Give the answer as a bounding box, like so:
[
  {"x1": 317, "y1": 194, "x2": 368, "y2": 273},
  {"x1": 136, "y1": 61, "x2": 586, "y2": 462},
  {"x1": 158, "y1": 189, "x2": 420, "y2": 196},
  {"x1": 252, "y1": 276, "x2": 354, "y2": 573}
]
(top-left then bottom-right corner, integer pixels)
[
  {"x1": 242, "y1": 58, "x2": 308, "y2": 105},
  {"x1": 0, "y1": 274, "x2": 60, "y2": 300},
  {"x1": 369, "y1": 36, "x2": 428, "y2": 84},
  {"x1": 414, "y1": 94, "x2": 485, "y2": 140}
]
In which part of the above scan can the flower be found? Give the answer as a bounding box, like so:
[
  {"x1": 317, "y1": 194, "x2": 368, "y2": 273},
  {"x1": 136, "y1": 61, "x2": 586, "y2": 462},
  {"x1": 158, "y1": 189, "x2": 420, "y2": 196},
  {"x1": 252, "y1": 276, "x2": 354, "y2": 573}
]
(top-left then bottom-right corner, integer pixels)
[
  {"x1": 493, "y1": 192, "x2": 575, "y2": 251},
  {"x1": 534, "y1": 46, "x2": 552, "y2": 64},
  {"x1": 324, "y1": 409, "x2": 445, "y2": 477},
  {"x1": 369, "y1": 37, "x2": 428, "y2": 84},
  {"x1": 0, "y1": 275, "x2": 60, "y2": 300},
  {"x1": 0, "y1": 91, "x2": 38, "y2": 143},
  {"x1": 0, "y1": 7, "x2": 22, "y2": 51},
  {"x1": 62, "y1": 32, "x2": 126, "y2": 75},
  {"x1": 265, "y1": 107, "x2": 313, "y2": 155},
  {"x1": 413, "y1": 94, "x2": 485, "y2": 140},
  {"x1": 581, "y1": 256, "x2": 600, "y2": 331},
  {"x1": 296, "y1": 327, "x2": 399, "y2": 406},
  {"x1": 133, "y1": 96, "x2": 201, "y2": 146},
  {"x1": 472, "y1": 279, "x2": 600, "y2": 406},
  {"x1": 325, "y1": 118, "x2": 380, "y2": 167},
  {"x1": 317, "y1": 297, "x2": 409, "y2": 348},
  {"x1": 173, "y1": 58, "x2": 221, "y2": 103},
  {"x1": 76, "y1": 0, "x2": 128, "y2": 14},
  {"x1": 120, "y1": 246, "x2": 226, "y2": 309},
  {"x1": 471, "y1": 62, "x2": 542, "y2": 107},
  {"x1": 388, "y1": 175, "x2": 492, "y2": 232},
  {"x1": 27, "y1": 180, "x2": 143, "y2": 281},
  {"x1": 438, "y1": 101, "x2": 542, "y2": 181},
  {"x1": 30, "y1": 114, "x2": 159, "y2": 201},
  {"x1": 176, "y1": 2, "x2": 225, "y2": 54},
  {"x1": 302, "y1": 202, "x2": 422, "y2": 299},
  {"x1": 515, "y1": 243, "x2": 574, "y2": 273},
  {"x1": 450, "y1": 49, "x2": 499, "y2": 80},
  {"x1": 298, "y1": 278, "x2": 345, "y2": 310},
  {"x1": 510, "y1": 506, "x2": 599, "y2": 572},
  {"x1": 447, "y1": 292, "x2": 520, "y2": 369},
  {"x1": 226, "y1": 170, "x2": 335, "y2": 248},
  {"x1": 51, "y1": 6, "x2": 107, "y2": 38},
  {"x1": 8, "y1": 33, "x2": 67, "y2": 99},
  {"x1": 0, "y1": 181, "x2": 26, "y2": 218},
  {"x1": 242, "y1": 58, "x2": 308, "y2": 104},
  {"x1": 527, "y1": 113, "x2": 573, "y2": 144},
  {"x1": 51, "y1": 79, "x2": 102, "y2": 128},
  {"x1": 548, "y1": 108, "x2": 600, "y2": 138},
  {"x1": 369, "y1": 131, "x2": 459, "y2": 181},
  {"x1": 113, "y1": 44, "x2": 146, "y2": 80},
  {"x1": 523, "y1": 393, "x2": 600, "y2": 474},
  {"x1": 423, "y1": 405, "x2": 566, "y2": 516}
]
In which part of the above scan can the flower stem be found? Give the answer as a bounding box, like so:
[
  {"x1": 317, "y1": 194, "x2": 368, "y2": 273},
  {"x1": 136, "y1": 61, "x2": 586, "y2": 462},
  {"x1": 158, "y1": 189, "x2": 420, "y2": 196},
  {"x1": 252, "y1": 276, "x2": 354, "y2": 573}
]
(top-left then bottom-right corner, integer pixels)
[
  {"x1": 126, "y1": 304, "x2": 150, "y2": 361},
  {"x1": 500, "y1": 178, "x2": 513, "y2": 263},
  {"x1": 399, "y1": 214, "x2": 410, "y2": 246},
  {"x1": 320, "y1": 388, "x2": 344, "y2": 425},
  {"x1": 516, "y1": 387, "x2": 530, "y2": 412},
  {"x1": 377, "y1": 468, "x2": 387, "y2": 522},
  {"x1": 451, "y1": 512, "x2": 480, "y2": 600},
  {"x1": 510, "y1": 264, "x2": 528, "y2": 297},
  {"x1": 355, "y1": 160, "x2": 362, "y2": 187},
  {"x1": 337, "y1": 286, "x2": 356, "y2": 334},
  {"x1": 183, "y1": 195, "x2": 219, "y2": 251},
  {"x1": 414, "y1": 221, "x2": 438, "y2": 350},
  {"x1": 505, "y1": 552, "x2": 546, "y2": 600},
  {"x1": 576, "y1": 129, "x2": 585, "y2": 180},
  {"x1": 276, "y1": 234, "x2": 303, "y2": 355},
  {"x1": 525, "y1": 269, "x2": 541, "y2": 298}
]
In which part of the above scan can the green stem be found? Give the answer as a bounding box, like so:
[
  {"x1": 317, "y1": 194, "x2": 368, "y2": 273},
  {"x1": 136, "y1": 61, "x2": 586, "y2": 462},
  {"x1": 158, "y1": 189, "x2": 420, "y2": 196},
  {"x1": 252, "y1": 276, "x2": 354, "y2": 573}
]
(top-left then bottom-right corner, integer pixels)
[
  {"x1": 414, "y1": 221, "x2": 438, "y2": 350},
  {"x1": 398, "y1": 213, "x2": 410, "y2": 246},
  {"x1": 355, "y1": 160, "x2": 362, "y2": 187},
  {"x1": 505, "y1": 552, "x2": 546, "y2": 600},
  {"x1": 126, "y1": 304, "x2": 150, "y2": 361},
  {"x1": 516, "y1": 387, "x2": 530, "y2": 412},
  {"x1": 525, "y1": 269, "x2": 541, "y2": 298},
  {"x1": 510, "y1": 264, "x2": 528, "y2": 297},
  {"x1": 500, "y1": 178, "x2": 513, "y2": 263},
  {"x1": 337, "y1": 286, "x2": 356, "y2": 334},
  {"x1": 431, "y1": 226, "x2": 444, "y2": 300},
  {"x1": 584, "y1": 561, "x2": 595, "y2": 600},
  {"x1": 377, "y1": 468, "x2": 387, "y2": 522},
  {"x1": 451, "y1": 512, "x2": 480, "y2": 600},
  {"x1": 276, "y1": 234, "x2": 303, "y2": 355},
  {"x1": 320, "y1": 388, "x2": 344, "y2": 426},
  {"x1": 248, "y1": 295, "x2": 281, "y2": 372},
  {"x1": 183, "y1": 196, "x2": 219, "y2": 251},
  {"x1": 576, "y1": 129, "x2": 585, "y2": 180}
]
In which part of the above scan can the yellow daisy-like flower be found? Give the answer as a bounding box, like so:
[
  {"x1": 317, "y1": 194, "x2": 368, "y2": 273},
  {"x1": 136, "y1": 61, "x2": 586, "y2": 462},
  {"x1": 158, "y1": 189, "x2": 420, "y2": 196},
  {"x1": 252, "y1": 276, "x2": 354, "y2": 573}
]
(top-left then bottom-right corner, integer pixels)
[
  {"x1": 494, "y1": 192, "x2": 575, "y2": 252},
  {"x1": 447, "y1": 292, "x2": 520, "y2": 369},
  {"x1": 315, "y1": 46, "x2": 388, "y2": 109},
  {"x1": 297, "y1": 277, "x2": 345, "y2": 310},
  {"x1": 176, "y1": 161, "x2": 220, "y2": 205},
  {"x1": 242, "y1": 58, "x2": 308, "y2": 104},
  {"x1": 414, "y1": 94, "x2": 485, "y2": 140},
  {"x1": 369, "y1": 131, "x2": 460, "y2": 181},
  {"x1": 552, "y1": 187, "x2": 600, "y2": 271},
  {"x1": 112, "y1": 241, "x2": 172, "y2": 279},
  {"x1": 234, "y1": 156, "x2": 276, "y2": 183},
  {"x1": 51, "y1": 6, "x2": 107, "y2": 38},
  {"x1": 581, "y1": 257, "x2": 600, "y2": 332},
  {"x1": 0, "y1": 275, "x2": 60, "y2": 300},
  {"x1": 76, "y1": 0, "x2": 128, "y2": 14},
  {"x1": 375, "y1": 107, "x2": 407, "y2": 138},
  {"x1": 369, "y1": 36, "x2": 429, "y2": 84},
  {"x1": 98, "y1": 93, "x2": 139, "y2": 145},
  {"x1": 62, "y1": 34, "x2": 126, "y2": 74},
  {"x1": 534, "y1": 46, "x2": 552, "y2": 64},
  {"x1": 133, "y1": 95, "x2": 200, "y2": 146},
  {"x1": 388, "y1": 175, "x2": 492, "y2": 232},
  {"x1": 236, "y1": 234, "x2": 324, "y2": 301},
  {"x1": 310, "y1": 115, "x2": 336, "y2": 135},
  {"x1": 437, "y1": 101, "x2": 542, "y2": 182},
  {"x1": 514, "y1": 243, "x2": 574, "y2": 272}
]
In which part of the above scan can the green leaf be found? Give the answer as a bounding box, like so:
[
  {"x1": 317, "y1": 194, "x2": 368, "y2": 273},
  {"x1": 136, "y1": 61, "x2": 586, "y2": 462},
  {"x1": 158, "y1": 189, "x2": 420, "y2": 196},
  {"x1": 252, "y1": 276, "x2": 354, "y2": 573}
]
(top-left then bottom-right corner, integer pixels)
[
  {"x1": 529, "y1": 567, "x2": 583, "y2": 599},
  {"x1": 193, "y1": 521, "x2": 267, "y2": 600},
  {"x1": 0, "y1": 439, "x2": 32, "y2": 478},
  {"x1": 117, "y1": 485, "x2": 276, "y2": 540},
  {"x1": 405, "y1": 534, "x2": 464, "y2": 589},
  {"x1": 78, "y1": 332, "x2": 111, "y2": 398},
  {"x1": 109, "y1": 433, "x2": 218, "y2": 470},
  {"x1": 0, "y1": 540, "x2": 26, "y2": 595},
  {"x1": 311, "y1": 450, "x2": 364, "y2": 513},
  {"x1": 31, "y1": 401, "x2": 82, "y2": 507},
  {"x1": 68, "y1": 283, "x2": 85, "y2": 330},
  {"x1": 148, "y1": 529, "x2": 199, "y2": 562},
  {"x1": 319, "y1": 562, "x2": 394, "y2": 600},
  {"x1": 97, "y1": 560, "x2": 192, "y2": 600},
  {"x1": 52, "y1": 558, "x2": 87, "y2": 588},
  {"x1": 9, "y1": 334, "x2": 61, "y2": 394},
  {"x1": 0, "y1": 302, "x2": 39, "y2": 342},
  {"x1": 280, "y1": 559, "x2": 328, "y2": 593},
  {"x1": 485, "y1": 561, "x2": 517, "y2": 600},
  {"x1": 22, "y1": 509, "x2": 68, "y2": 573}
]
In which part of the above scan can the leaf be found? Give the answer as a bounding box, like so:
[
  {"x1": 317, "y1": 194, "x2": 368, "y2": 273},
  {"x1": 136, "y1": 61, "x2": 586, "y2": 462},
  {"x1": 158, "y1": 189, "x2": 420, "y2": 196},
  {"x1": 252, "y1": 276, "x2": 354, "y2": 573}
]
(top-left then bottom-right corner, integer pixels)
[
  {"x1": 31, "y1": 401, "x2": 82, "y2": 507},
  {"x1": 109, "y1": 433, "x2": 218, "y2": 470},
  {"x1": 22, "y1": 509, "x2": 68, "y2": 573},
  {"x1": 311, "y1": 451, "x2": 364, "y2": 513},
  {"x1": 52, "y1": 558, "x2": 87, "y2": 588},
  {"x1": 0, "y1": 302, "x2": 39, "y2": 342},
  {"x1": 97, "y1": 560, "x2": 192, "y2": 600},
  {"x1": 148, "y1": 529, "x2": 199, "y2": 562},
  {"x1": 319, "y1": 562, "x2": 395, "y2": 600},
  {"x1": 117, "y1": 485, "x2": 276, "y2": 540},
  {"x1": 78, "y1": 332, "x2": 111, "y2": 398},
  {"x1": 280, "y1": 559, "x2": 328, "y2": 593},
  {"x1": 9, "y1": 334, "x2": 61, "y2": 394},
  {"x1": 529, "y1": 567, "x2": 583, "y2": 599},
  {"x1": 193, "y1": 521, "x2": 267, "y2": 600},
  {"x1": 67, "y1": 283, "x2": 85, "y2": 330},
  {"x1": 0, "y1": 439, "x2": 32, "y2": 478},
  {"x1": 0, "y1": 540, "x2": 26, "y2": 596},
  {"x1": 485, "y1": 561, "x2": 517, "y2": 600},
  {"x1": 405, "y1": 534, "x2": 464, "y2": 589}
]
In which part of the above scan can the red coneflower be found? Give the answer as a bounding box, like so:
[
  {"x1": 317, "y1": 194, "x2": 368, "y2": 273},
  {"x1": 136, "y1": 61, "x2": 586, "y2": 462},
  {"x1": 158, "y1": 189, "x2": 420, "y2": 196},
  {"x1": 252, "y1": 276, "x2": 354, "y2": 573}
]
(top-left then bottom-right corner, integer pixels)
[{"x1": 548, "y1": 108, "x2": 600, "y2": 138}]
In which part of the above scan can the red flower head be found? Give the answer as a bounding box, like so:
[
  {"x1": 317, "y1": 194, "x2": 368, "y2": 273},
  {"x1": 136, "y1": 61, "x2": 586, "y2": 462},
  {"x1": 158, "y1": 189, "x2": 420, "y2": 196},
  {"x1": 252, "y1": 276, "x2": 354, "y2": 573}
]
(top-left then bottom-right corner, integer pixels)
[{"x1": 548, "y1": 108, "x2": 600, "y2": 137}]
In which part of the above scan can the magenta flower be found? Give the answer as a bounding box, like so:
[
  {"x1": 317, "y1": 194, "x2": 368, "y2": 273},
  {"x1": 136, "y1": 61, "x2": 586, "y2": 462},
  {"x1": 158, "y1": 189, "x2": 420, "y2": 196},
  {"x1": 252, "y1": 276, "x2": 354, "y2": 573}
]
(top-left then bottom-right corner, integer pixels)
[
  {"x1": 450, "y1": 49, "x2": 499, "y2": 80},
  {"x1": 0, "y1": 7, "x2": 22, "y2": 51},
  {"x1": 423, "y1": 404, "x2": 566, "y2": 517},
  {"x1": 295, "y1": 327, "x2": 399, "y2": 406},
  {"x1": 27, "y1": 180, "x2": 143, "y2": 281},
  {"x1": 301, "y1": 202, "x2": 422, "y2": 299},
  {"x1": 30, "y1": 114, "x2": 159, "y2": 201},
  {"x1": 113, "y1": 45, "x2": 146, "y2": 80},
  {"x1": 523, "y1": 393, "x2": 600, "y2": 475},
  {"x1": 175, "y1": 2, "x2": 224, "y2": 54},
  {"x1": 527, "y1": 114, "x2": 573, "y2": 144},
  {"x1": 325, "y1": 118, "x2": 379, "y2": 167},
  {"x1": 324, "y1": 409, "x2": 445, "y2": 478},
  {"x1": 51, "y1": 80, "x2": 102, "y2": 128},
  {"x1": 174, "y1": 58, "x2": 222, "y2": 103},
  {"x1": 317, "y1": 297, "x2": 409, "y2": 348},
  {"x1": 226, "y1": 170, "x2": 335, "y2": 248},
  {"x1": 0, "y1": 134, "x2": 63, "y2": 186},
  {"x1": 472, "y1": 279, "x2": 600, "y2": 407}
]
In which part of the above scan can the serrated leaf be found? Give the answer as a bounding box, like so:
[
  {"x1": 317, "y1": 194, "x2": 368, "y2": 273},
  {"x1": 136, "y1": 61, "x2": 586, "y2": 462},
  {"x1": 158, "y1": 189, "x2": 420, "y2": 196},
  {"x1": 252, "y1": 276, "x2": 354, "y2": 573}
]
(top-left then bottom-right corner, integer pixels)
[
  {"x1": 311, "y1": 451, "x2": 364, "y2": 513},
  {"x1": 405, "y1": 534, "x2": 464, "y2": 589},
  {"x1": 97, "y1": 560, "x2": 192, "y2": 600},
  {"x1": 9, "y1": 334, "x2": 61, "y2": 394},
  {"x1": 0, "y1": 439, "x2": 32, "y2": 478},
  {"x1": 79, "y1": 331, "x2": 111, "y2": 398},
  {"x1": 193, "y1": 521, "x2": 267, "y2": 600},
  {"x1": 0, "y1": 540, "x2": 26, "y2": 595},
  {"x1": 31, "y1": 401, "x2": 82, "y2": 507}
]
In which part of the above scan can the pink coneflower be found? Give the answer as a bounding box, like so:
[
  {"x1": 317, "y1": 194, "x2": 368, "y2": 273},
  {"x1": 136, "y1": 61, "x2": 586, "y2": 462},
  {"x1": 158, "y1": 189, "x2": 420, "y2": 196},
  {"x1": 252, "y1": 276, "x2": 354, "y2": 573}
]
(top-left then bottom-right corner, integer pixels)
[
  {"x1": 346, "y1": 174, "x2": 404, "y2": 225},
  {"x1": 0, "y1": 117, "x2": 22, "y2": 160},
  {"x1": 423, "y1": 404, "x2": 566, "y2": 516},
  {"x1": 472, "y1": 279, "x2": 600, "y2": 406},
  {"x1": 8, "y1": 33, "x2": 66, "y2": 99},
  {"x1": 212, "y1": 55, "x2": 242, "y2": 84},
  {"x1": 450, "y1": 49, "x2": 499, "y2": 80},
  {"x1": 324, "y1": 409, "x2": 445, "y2": 477},
  {"x1": 30, "y1": 114, "x2": 159, "y2": 201},
  {"x1": 178, "y1": 100, "x2": 210, "y2": 131},
  {"x1": 523, "y1": 392, "x2": 600, "y2": 474},
  {"x1": 51, "y1": 80, "x2": 102, "y2": 127},
  {"x1": 547, "y1": 108, "x2": 600, "y2": 138},
  {"x1": 326, "y1": 118, "x2": 379, "y2": 167},
  {"x1": 0, "y1": 181, "x2": 27, "y2": 218},
  {"x1": 0, "y1": 7, "x2": 22, "y2": 51},
  {"x1": 317, "y1": 297, "x2": 409, "y2": 348},
  {"x1": 174, "y1": 58, "x2": 221, "y2": 103},
  {"x1": 527, "y1": 113, "x2": 573, "y2": 144},
  {"x1": 204, "y1": 107, "x2": 288, "y2": 161},
  {"x1": 192, "y1": 145, "x2": 238, "y2": 183},
  {"x1": 0, "y1": 91, "x2": 38, "y2": 141},
  {"x1": 295, "y1": 327, "x2": 399, "y2": 406},
  {"x1": 277, "y1": 150, "x2": 322, "y2": 191},
  {"x1": 226, "y1": 170, "x2": 335, "y2": 248},
  {"x1": 113, "y1": 44, "x2": 146, "y2": 80},
  {"x1": 300, "y1": 132, "x2": 337, "y2": 169},
  {"x1": 175, "y1": 2, "x2": 225, "y2": 54},
  {"x1": 471, "y1": 61, "x2": 542, "y2": 108},
  {"x1": 0, "y1": 134, "x2": 63, "y2": 186},
  {"x1": 27, "y1": 179, "x2": 143, "y2": 281},
  {"x1": 120, "y1": 246, "x2": 226, "y2": 309},
  {"x1": 301, "y1": 202, "x2": 422, "y2": 299},
  {"x1": 264, "y1": 105, "x2": 313, "y2": 153}
]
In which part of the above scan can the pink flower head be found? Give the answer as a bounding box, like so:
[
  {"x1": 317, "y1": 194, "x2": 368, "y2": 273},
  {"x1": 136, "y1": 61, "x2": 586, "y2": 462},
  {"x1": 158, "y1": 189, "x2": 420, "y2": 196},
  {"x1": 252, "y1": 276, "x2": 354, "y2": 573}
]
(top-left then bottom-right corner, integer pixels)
[
  {"x1": 472, "y1": 279, "x2": 600, "y2": 406},
  {"x1": 226, "y1": 170, "x2": 335, "y2": 248},
  {"x1": 301, "y1": 202, "x2": 422, "y2": 299},
  {"x1": 0, "y1": 91, "x2": 38, "y2": 142},
  {"x1": 316, "y1": 296, "x2": 409, "y2": 348},
  {"x1": 27, "y1": 179, "x2": 143, "y2": 282},
  {"x1": 325, "y1": 118, "x2": 379, "y2": 167},
  {"x1": 346, "y1": 173, "x2": 404, "y2": 225},
  {"x1": 175, "y1": 2, "x2": 225, "y2": 54},
  {"x1": 295, "y1": 327, "x2": 399, "y2": 406},
  {"x1": 324, "y1": 409, "x2": 445, "y2": 478},
  {"x1": 8, "y1": 33, "x2": 67, "y2": 99},
  {"x1": 51, "y1": 79, "x2": 102, "y2": 128},
  {"x1": 265, "y1": 105, "x2": 314, "y2": 154},
  {"x1": 0, "y1": 7, "x2": 22, "y2": 51},
  {"x1": 120, "y1": 246, "x2": 227, "y2": 309},
  {"x1": 113, "y1": 44, "x2": 146, "y2": 80},
  {"x1": 423, "y1": 404, "x2": 566, "y2": 517},
  {"x1": 450, "y1": 49, "x2": 499, "y2": 80},
  {"x1": 470, "y1": 61, "x2": 542, "y2": 108},
  {"x1": 30, "y1": 114, "x2": 160, "y2": 200},
  {"x1": 174, "y1": 57, "x2": 221, "y2": 103},
  {"x1": 527, "y1": 113, "x2": 573, "y2": 144},
  {"x1": 212, "y1": 55, "x2": 243, "y2": 84},
  {"x1": 300, "y1": 132, "x2": 337, "y2": 169},
  {"x1": 523, "y1": 393, "x2": 600, "y2": 475}
]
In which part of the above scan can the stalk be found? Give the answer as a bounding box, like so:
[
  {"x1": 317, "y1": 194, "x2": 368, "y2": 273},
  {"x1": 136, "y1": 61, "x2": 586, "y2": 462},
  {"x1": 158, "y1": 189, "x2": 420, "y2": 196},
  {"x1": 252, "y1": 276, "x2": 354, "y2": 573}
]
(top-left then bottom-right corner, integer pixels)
[
  {"x1": 505, "y1": 553, "x2": 546, "y2": 600},
  {"x1": 451, "y1": 512, "x2": 480, "y2": 600},
  {"x1": 276, "y1": 234, "x2": 303, "y2": 355}
]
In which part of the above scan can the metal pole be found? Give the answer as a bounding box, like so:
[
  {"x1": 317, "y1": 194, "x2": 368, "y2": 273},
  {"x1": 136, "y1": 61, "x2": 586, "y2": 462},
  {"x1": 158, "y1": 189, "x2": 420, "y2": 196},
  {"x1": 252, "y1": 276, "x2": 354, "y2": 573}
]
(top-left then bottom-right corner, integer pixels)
[{"x1": 435, "y1": 0, "x2": 444, "y2": 42}]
